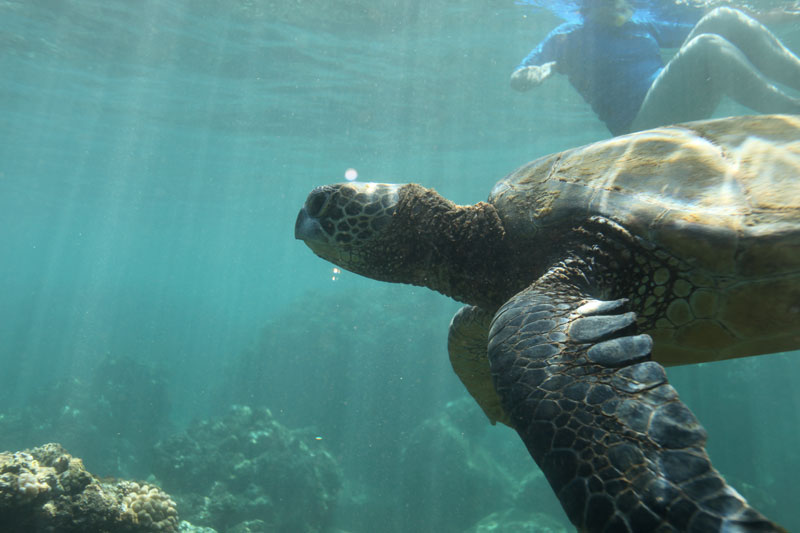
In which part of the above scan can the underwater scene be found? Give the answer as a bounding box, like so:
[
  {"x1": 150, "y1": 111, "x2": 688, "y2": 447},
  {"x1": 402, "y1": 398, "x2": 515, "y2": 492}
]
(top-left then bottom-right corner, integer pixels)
[{"x1": 1, "y1": 0, "x2": 800, "y2": 531}]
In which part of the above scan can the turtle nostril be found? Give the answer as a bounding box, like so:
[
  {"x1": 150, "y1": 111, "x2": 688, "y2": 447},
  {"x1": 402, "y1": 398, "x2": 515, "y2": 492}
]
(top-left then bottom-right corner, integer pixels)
[{"x1": 306, "y1": 188, "x2": 329, "y2": 217}]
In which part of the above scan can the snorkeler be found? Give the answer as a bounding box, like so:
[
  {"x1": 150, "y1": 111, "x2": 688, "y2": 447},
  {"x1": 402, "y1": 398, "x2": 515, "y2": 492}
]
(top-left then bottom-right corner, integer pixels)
[{"x1": 510, "y1": 0, "x2": 800, "y2": 134}]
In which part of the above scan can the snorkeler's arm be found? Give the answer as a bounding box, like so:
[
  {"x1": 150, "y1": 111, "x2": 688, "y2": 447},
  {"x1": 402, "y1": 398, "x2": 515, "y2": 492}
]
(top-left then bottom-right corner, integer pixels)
[{"x1": 510, "y1": 61, "x2": 557, "y2": 91}]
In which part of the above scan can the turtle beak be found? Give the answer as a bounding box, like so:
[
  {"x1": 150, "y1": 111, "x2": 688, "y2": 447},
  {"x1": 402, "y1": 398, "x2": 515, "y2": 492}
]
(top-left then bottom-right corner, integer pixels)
[
  {"x1": 295, "y1": 207, "x2": 325, "y2": 242},
  {"x1": 295, "y1": 186, "x2": 331, "y2": 243}
]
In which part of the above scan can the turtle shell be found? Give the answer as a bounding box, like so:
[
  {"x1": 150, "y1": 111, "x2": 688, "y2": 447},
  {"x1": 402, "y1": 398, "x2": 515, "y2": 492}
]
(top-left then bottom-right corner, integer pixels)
[{"x1": 489, "y1": 114, "x2": 800, "y2": 365}]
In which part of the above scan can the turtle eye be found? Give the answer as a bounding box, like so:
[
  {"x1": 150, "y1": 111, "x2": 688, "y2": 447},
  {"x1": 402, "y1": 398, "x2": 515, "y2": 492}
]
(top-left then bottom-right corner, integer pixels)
[{"x1": 305, "y1": 188, "x2": 329, "y2": 217}]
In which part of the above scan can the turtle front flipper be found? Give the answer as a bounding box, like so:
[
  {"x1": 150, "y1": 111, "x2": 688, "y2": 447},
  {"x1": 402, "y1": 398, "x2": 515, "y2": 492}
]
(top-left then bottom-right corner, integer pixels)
[{"x1": 488, "y1": 261, "x2": 785, "y2": 532}]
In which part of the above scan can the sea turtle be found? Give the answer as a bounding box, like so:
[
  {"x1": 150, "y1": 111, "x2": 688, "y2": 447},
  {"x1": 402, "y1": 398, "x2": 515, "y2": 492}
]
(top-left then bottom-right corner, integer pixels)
[{"x1": 294, "y1": 114, "x2": 800, "y2": 532}]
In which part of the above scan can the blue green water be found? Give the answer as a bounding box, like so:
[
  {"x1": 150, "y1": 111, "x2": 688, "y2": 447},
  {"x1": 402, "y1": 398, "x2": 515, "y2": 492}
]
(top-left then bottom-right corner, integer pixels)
[{"x1": 1, "y1": 1, "x2": 799, "y2": 531}]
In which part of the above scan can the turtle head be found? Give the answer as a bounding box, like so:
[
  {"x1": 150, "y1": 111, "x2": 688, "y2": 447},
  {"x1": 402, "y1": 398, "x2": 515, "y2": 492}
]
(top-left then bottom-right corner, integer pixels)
[
  {"x1": 295, "y1": 182, "x2": 404, "y2": 279},
  {"x1": 296, "y1": 181, "x2": 513, "y2": 308}
]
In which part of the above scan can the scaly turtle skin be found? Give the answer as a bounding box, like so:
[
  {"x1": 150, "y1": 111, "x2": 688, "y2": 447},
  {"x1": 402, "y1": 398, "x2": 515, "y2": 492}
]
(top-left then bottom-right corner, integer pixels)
[{"x1": 295, "y1": 114, "x2": 799, "y2": 532}]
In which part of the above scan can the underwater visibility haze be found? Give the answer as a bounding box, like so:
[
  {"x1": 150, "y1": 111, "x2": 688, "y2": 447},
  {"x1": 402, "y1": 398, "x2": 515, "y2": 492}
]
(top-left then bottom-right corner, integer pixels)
[{"x1": 1, "y1": 0, "x2": 800, "y2": 531}]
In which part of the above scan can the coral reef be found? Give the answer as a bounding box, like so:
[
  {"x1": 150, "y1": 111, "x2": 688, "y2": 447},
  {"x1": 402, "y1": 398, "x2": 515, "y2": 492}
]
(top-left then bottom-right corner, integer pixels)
[
  {"x1": 214, "y1": 287, "x2": 466, "y2": 505},
  {"x1": 153, "y1": 405, "x2": 341, "y2": 533},
  {"x1": 117, "y1": 480, "x2": 180, "y2": 531},
  {"x1": 0, "y1": 443, "x2": 178, "y2": 532},
  {"x1": 0, "y1": 355, "x2": 171, "y2": 478}
]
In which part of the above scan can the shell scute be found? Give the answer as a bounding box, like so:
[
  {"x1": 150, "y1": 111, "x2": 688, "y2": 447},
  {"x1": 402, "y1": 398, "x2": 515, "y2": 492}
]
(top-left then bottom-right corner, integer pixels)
[
  {"x1": 490, "y1": 115, "x2": 800, "y2": 278},
  {"x1": 490, "y1": 116, "x2": 800, "y2": 365}
]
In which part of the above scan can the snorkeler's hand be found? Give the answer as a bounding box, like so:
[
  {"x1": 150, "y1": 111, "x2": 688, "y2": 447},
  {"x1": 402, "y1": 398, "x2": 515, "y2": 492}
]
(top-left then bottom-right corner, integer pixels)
[{"x1": 510, "y1": 62, "x2": 556, "y2": 91}]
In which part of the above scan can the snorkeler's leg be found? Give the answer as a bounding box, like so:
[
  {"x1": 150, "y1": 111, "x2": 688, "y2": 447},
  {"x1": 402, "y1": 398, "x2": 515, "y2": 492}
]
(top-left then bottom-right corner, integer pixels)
[
  {"x1": 687, "y1": 7, "x2": 800, "y2": 90},
  {"x1": 631, "y1": 33, "x2": 800, "y2": 132}
]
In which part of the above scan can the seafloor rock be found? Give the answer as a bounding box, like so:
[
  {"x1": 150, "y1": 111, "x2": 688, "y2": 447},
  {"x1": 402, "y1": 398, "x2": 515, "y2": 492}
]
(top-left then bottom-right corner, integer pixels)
[
  {"x1": 465, "y1": 508, "x2": 569, "y2": 533},
  {"x1": 0, "y1": 442, "x2": 179, "y2": 532},
  {"x1": 393, "y1": 398, "x2": 510, "y2": 532},
  {"x1": 177, "y1": 520, "x2": 218, "y2": 533},
  {"x1": 153, "y1": 405, "x2": 341, "y2": 532},
  {"x1": 389, "y1": 397, "x2": 568, "y2": 533}
]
